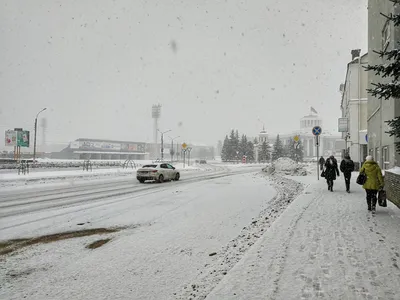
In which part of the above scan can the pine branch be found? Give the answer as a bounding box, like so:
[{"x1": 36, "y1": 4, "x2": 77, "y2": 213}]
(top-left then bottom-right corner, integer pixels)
[
  {"x1": 366, "y1": 62, "x2": 400, "y2": 81},
  {"x1": 367, "y1": 82, "x2": 400, "y2": 100},
  {"x1": 386, "y1": 117, "x2": 400, "y2": 152}
]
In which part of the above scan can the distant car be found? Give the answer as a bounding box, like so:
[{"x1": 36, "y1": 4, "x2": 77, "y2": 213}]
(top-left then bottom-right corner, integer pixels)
[
  {"x1": 136, "y1": 163, "x2": 180, "y2": 183},
  {"x1": 199, "y1": 160, "x2": 207, "y2": 164}
]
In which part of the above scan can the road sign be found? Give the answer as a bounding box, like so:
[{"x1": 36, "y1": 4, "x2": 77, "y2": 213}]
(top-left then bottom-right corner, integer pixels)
[
  {"x1": 365, "y1": 134, "x2": 368, "y2": 143},
  {"x1": 312, "y1": 126, "x2": 322, "y2": 136},
  {"x1": 338, "y1": 118, "x2": 348, "y2": 132},
  {"x1": 182, "y1": 143, "x2": 187, "y2": 149},
  {"x1": 294, "y1": 135, "x2": 300, "y2": 142}
]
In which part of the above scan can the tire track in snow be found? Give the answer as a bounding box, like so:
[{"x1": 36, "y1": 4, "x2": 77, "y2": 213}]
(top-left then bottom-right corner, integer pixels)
[{"x1": 175, "y1": 174, "x2": 304, "y2": 300}]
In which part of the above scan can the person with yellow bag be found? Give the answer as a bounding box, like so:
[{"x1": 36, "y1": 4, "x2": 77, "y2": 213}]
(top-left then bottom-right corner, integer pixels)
[{"x1": 359, "y1": 156, "x2": 384, "y2": 213}]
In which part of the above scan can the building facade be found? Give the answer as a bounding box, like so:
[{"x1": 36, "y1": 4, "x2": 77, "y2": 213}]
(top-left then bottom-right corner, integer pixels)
[
  {"x1": 278, "y1": 113, "x2": 341, "y2": 160},
  {"x1": 254, "y1": 127, "x2": 270, "y2": 162},
  {"x1": 368, "y1": 0, "x2": 400, "y2": 168},
  {"x1": 55, "y1": 138, "x2": 149, "y2": 160},
  {"x1": 339, "y1": 51, "x2": 369, "y2": 167}
]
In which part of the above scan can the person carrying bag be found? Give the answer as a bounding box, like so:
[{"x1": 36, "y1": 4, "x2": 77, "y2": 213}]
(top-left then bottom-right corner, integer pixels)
[{"x1": 359, "y1": 156, "x2": 384, "y2": 213}]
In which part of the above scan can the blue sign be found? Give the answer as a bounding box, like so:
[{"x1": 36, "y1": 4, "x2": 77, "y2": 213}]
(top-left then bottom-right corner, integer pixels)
[
  {"x1": 365, "y1": 134, "x2": 368, "y2": 142},
  {"x1": 312, "y1": 126, "x2": 322, "y2": 136}
]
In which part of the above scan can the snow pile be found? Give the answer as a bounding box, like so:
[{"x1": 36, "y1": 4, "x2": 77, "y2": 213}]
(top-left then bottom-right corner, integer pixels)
[
  {"x1": 264, "y1": 157, "x2": 307, "y2": 176},
  {"x1": 386, "y1": 166, "x2": 400, "y2": 175}
]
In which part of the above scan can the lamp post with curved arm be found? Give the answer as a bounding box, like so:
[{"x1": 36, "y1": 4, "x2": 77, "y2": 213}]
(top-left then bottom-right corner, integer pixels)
[{"x1": 33, "y1": 108, "x2": 47, "y2": 162}]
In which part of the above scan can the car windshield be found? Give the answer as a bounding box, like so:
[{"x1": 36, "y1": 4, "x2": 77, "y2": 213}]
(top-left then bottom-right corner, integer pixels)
[{"x1": 3, "y1": 2, "x2": 400, "y2": 300}]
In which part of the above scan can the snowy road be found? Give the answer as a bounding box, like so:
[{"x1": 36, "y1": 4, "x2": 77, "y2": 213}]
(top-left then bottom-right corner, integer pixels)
[
  {"x1": 0, "y1": 164, "x2": 261, "y2": 239},
  {"x1": 1, "y1": 164, "x2": 279, "y2": 300}
]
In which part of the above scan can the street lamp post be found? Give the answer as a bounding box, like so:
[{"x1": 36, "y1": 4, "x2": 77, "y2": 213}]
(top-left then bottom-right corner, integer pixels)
[
  {"x1": 33, "y1": 108, "x2": 47, "y2": 162},
  {"x1": 158, "y1": 129, "x2": 171, "y2": 161},
  {"x1": 169, "y1": 136, "x2": 180, "y2": 162}
]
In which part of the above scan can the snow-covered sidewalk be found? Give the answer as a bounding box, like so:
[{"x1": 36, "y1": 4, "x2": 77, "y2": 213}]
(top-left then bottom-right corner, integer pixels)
[{"x1": 206, "y1": 175, "x2": 400, "y2": 300}]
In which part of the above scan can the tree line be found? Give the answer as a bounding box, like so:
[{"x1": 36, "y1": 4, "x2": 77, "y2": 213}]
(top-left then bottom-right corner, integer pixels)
[{"x1": 220, "y1": 130, "x2": 304, "y2": 163}]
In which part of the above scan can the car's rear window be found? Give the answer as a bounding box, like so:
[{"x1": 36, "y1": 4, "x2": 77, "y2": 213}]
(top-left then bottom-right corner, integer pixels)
[{"x1": 143, "y1": 165, "x2": 157, "y2": 168}]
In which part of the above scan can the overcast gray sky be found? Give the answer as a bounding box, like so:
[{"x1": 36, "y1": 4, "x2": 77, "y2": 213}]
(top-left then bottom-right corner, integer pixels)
[{"x1": 0, "y1": 0, "x2": 367, "y2": 149}]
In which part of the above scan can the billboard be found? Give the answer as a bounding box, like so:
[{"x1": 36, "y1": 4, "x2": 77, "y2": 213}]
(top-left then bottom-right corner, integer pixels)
[
  {"x1": 5, "y1": 130, "x2": 17, "y2": 146},
  {"x1": 79, "y1": 141, "x2": 121, "y2": 151},
  {"x1": 17, "y1": 131, "x2": 30, "y2": 147}
]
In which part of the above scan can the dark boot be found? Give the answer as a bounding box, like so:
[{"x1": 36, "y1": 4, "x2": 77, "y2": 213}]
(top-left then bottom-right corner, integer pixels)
[
  {"x1": 367, "y1": 199, "x2": 372, "y2": 211},
  {"x1": 372, "y1": 197, "x2": 377, "y2": 213}
]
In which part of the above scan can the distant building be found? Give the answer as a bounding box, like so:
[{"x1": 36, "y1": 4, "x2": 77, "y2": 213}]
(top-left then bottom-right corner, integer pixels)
[
  {"x1": 367, "y1": 0, "x2": 400, "y2": 168},
  {"x1": 53, "y1": 138, "x2": 149, "y2": 160},
  {"x1": 276, "y1": 111, "x2": 341, "y2": 160},
  {"x1": 339, "y1": 50, "x2": 368, "y2": 167},
  {"x1": 254, "y1": 127, "x2": 271, "y2": 162}
]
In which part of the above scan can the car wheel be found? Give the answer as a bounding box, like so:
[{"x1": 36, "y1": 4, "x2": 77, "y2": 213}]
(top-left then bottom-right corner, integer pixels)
[
  {"x1": 139, "y1": 179, "x2": 145, "y2": 183},
  {"x1": 175, "y1": 173, "x2": 180, "y2": 181},
  {"x1": 158, "y1": 174, "x2": 164, "y2": 183}
]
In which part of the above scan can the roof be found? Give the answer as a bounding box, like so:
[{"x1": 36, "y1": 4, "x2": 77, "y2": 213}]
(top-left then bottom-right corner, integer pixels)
[
  {"x1": 73, "y1": 150, "x2": 148, "y2": 155},
  {"x1": 76, "y1": 138, "x2": 145, "y2": 144},
  {"x1": 301, "y1": 115, "x2": 321, "y2": 119}
]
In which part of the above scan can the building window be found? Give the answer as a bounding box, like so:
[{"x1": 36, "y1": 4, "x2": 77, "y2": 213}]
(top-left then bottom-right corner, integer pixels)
[
  {"x1": 383, "y1": 147, "x2": 389, "y2": 170},
  {"x1": 382, "y1": 20, "x2": 391, "y2": 51}
]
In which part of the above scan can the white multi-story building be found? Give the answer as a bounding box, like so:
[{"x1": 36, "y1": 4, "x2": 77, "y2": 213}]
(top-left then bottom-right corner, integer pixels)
[{"x1": 339, "y1": 50, "x2": 369, "y2": 168}]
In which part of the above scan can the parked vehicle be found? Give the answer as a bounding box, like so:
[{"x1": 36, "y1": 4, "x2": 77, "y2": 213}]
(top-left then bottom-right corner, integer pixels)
[
  {"x1": 199, "y1": 160, "x2": 207, "y2": 164},
  {"x1": 136, "y1": 163, "x2": 180, "y2": 183}
]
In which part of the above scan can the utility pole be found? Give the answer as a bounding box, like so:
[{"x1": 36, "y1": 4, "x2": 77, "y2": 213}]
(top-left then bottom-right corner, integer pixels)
[
  {"x1": 187, "y1": 147, "x2": 192, "y2": 166},
  {"x1": 33, "y1": 108, "x2": 47, "y2": 162},
  {"x1": 158, "y1": 129, "x2": 171, "y2": 161},
  {"x1": 169, "y1": 136, "x2": 180, "y2": 162}
]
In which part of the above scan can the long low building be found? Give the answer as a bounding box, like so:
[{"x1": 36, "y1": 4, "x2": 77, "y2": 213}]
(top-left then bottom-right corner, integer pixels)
[{"x1": 53, "y1": 138, "x2": 149, "y2": 160}]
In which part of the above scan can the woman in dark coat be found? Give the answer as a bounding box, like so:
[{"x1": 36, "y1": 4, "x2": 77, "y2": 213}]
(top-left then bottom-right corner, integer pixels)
[{"x1": 324, "y1": 155, "x2": 340, "y2": 192}]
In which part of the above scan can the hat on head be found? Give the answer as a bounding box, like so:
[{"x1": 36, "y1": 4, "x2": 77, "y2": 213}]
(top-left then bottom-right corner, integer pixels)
[{"x1": 366, "y1": 155, "x2": 373, "y2": 161}]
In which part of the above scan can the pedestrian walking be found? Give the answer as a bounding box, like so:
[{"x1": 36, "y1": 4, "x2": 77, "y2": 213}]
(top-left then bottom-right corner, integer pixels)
[
  {"x1": 319, "y1": 156, "x2": 325, "y2": 171},
  {"x1": 340, "y1": 154, "x2": 355, "y2": 193},
  {"x1": 324, "y1": 155, "x2": 339, "y2": 192},
  {"x1": 359, "y1": 156, "x2": 384, "y2": 213}
]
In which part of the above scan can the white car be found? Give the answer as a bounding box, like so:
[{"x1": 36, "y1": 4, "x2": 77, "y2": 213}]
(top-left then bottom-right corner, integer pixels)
[{"x1": 136, "y1": 163, "x2": 180, "y2": 183}]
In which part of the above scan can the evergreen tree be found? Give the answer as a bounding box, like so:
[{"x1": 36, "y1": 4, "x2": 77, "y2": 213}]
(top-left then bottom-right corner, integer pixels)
[
  {"x1": 246, "y1": 141, "x2": 255, "y2": 162},
  {"x1": 272, "y1": 134, "x2": 284, "y2": 161},
  {"x1": 239, "y1": 135, "x2": 248, "y2": 156},
  {"x1": 284, "y1": 138, "x2": 304, "y2": 162},
  {"x1": 234, "y1": 130, "x2": 240, "y2": 157},
  {"x1": 366, "y1": 0, "x2": 400, "y2": 153},
  {"x1": 228, "y1": 130, "x2": 237, "y2": 161},
  {"x1": 294, "y1": 141, "x2": 304, "y2": 162},
  {"x1": 221, "y1": 135, "x2": 229, "y2": 162},
  {"x1": 260, "y1": 141, "x2": 271, "y2": 163},
  {"x1": 217, "y1": 140, "x2": 223, "y2": 156}
]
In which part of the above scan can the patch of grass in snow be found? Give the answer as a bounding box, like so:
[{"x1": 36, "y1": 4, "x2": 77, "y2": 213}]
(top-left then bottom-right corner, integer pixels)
[
  {"x1": 0, "y1": 227, "x2": 124, "y2": 256},
  {"x1": 86, "y1": 238, "x2": 112, "y2": 249}
]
